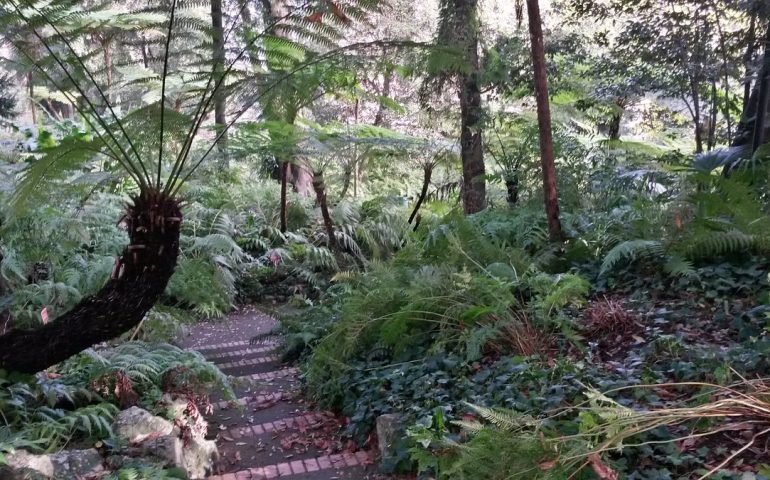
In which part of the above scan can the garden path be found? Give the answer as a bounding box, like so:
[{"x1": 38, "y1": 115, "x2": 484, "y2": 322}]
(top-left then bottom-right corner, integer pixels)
[{"x1": 176, "y1": 306, "x2": 384, "y2": 480}]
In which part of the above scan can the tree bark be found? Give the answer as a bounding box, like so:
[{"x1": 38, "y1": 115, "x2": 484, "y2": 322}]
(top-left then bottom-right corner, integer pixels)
[
  {"x1": 452, "y1": 0, "x2": 486, "y2": 214},
  {"x1": 691, "y1": 79, "x2": 704, "y2": 154},
  {"x1": 607, "y1": 96, "x2": 626, "y2": 141},
  {"x1": 312, "y1": 171, "x2": 336, "y2": 250},
  {"x1": 211, "y1": 0, "x2": 228, "y2": 166},
  {"x1": 291, "y1": 164, "x2": 314, "y2": 196},
  {"x1": 373, "y1": 71, "x2": 392, "y2": 126},
  {"x1": 743, "y1": 13, "x2": 758, "y2": 117},
  {"x1": 409, "y1": 165, "x2": 433, "y2": 224},
  {"x1": 0, "y1": 191, "x2": 182, "y2": 373},
  {"x1": 752, "y1": 23, "x2": 770, "y2": 152},
  {"x1": 526, "y1": 0, "x2": 562, "y2": 242},
  {"x1": 708, "y1": 78, "x2": 718, "y2": 151},
  {"x1": 27, "y1": 72, "x2": 35, "y2": 124},
  {"x1": 280, "y1": 161, "x2": 289, "y2": 232}
]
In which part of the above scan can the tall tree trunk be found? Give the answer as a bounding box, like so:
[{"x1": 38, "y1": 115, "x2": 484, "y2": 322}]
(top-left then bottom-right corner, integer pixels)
[
  {"x1": 526, "y1": 0, "x2": 562, "y2": 242},
  {"x1": 708, "y1": 78, "x2": 718, "y2": 151},
  {"x1": 0, "y1": 191, "x2": 182, "y2": 373},
  {"x1": 373, "y1": 71, "x2": 392, "y2": 126},
  {"x1": 291, "y1": 164, "x2": 313, "y2": 196},
  {"x1": 691, "y1": 79, "x2": 704, "y2": 154},
  {"x1": 743, "y1": 13, "x2": 758, "y2": 117},
  {"x1": 752, "y1": 23, "x2": 770, "y2": 152},
  {"x1": 409, "y1": 165, "x2": 433, "y2": 224},
  {"x1": 103, "y1": 41, "x2": 113, "y2": 91},
  {"x1": 339, "y1": 165, "x2": 352, "y2": 199},
  {"x1": 27, "y1": 72, "x2": 35, "y2": 124},
  {"x1": 280, "y1": 161, "x2": 289, "y2": 232},
  {"x1": 141, "y1": 41, "x2": 149, "y2": 68},
  {"x1": 452, "y1": 0, "x2": 486, "y2": 214},
  {"x1": 312, "y1": 171, "x2": 336, "y2": 250},
  {"x1": 211, "y1": 0, "x2": 228, "y2": 166}
]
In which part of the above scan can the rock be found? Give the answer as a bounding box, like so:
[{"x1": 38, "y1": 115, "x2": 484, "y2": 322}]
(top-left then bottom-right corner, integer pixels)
[
  {"x1": 122, "y1": 435, "x2": 218, "y2": 480},
  {"x1": 113, "y1": 406, "x2": 173, "y2": 443},
  {"x1": 134, "y1": 435, "x2": 184, "y2": 468},
  {"x1": 375, "y1": 413, "x2": 403, "y2": 460},
  {"x1": 1, "y1": 449, "x2": 104, "y2": 479},
  {"x1": 181, "y1": 437, "x2": 218, "y2": 480}
]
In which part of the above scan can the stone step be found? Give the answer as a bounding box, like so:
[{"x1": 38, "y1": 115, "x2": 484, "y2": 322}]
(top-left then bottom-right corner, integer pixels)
[{"x1": 207, "y1": 451, "x2": 373, "y2": 479}]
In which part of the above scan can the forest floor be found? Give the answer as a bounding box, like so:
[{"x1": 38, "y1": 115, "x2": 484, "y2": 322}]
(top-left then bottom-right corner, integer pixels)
[{"x1": 175, "y1": 306, "x2": 393, "y2": 480}]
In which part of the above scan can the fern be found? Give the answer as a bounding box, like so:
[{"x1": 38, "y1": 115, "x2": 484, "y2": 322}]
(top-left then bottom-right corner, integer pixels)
[
  {"x1": 684, "y1": 230, "x2": 762, "y2": 259},
  {"x1": 599, "y1": 240, "x2": 664, "y2": 276}
]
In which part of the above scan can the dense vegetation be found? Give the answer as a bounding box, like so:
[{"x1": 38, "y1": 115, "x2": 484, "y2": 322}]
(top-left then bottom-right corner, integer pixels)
[{"x1": 1, "y1": 0, "x2": 770, "y2": 478}]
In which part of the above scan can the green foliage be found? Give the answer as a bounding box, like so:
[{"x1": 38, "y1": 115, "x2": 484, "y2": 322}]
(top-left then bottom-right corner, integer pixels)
[
  {"x1": 0, "y1": 340, "x2": 231, "y2": 459},
  {"x1": 62, "y1": 341, "x2": 232, "y2": 408}
]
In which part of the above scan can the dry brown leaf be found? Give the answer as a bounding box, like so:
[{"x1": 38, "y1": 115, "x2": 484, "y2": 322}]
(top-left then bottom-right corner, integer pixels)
[{"x1": 589, "y1": 454, "x2": 619, "y2": 480}]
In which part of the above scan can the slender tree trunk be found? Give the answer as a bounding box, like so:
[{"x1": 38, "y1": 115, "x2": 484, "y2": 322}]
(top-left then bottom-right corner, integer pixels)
[
  {"x1": 373, "y1": 71, "x2": 392, "y2": 126},
  {"x1": 526, "y1": 0, "x2": 562, "y2": 242},
  {"x1": 27, "y1": 72, "x2": 35, "y2": 124},
  {"x1": 211, "y1": 0, "x2": 228, "y2": 166},
  {"x1": 743, "y1": 13, "x2": 758, "y2": 117},
  {"x1": 103, "y1": 42, "x2": 113, "y2": 91},
  {"x1": 291, "y1": 164, "x2": 314, "y2": 196},
  {"x1": 141, "y1": 41, "x2": 149, "y2": 68},
  {"x1": 454, "y1": 0, "x2": 486, "y2": 214},
  {"x1": 691, "y1": 79, "x2": 704, "y2": 154},
  {"x1": 409, "y1": 165, "x2": 433, "y2": 224},
  {"x1": 0, "y1": 191, "x2": 182, "y2": 373},
  {"x1": 708, "y1": 78, "x2": 718, "y2": 151},
  {"x1": 339, "y1": 165, "x2": 352, "y2": 199},
  {"x1": 752, "y1": 23, "x2": 770, "y2": 152},
  {"x1": 280, "y1": 161, "x2": 289, "y2": 232},
  {"x1": 312, "y1": 171, "x2": 336, "y2": 250}
]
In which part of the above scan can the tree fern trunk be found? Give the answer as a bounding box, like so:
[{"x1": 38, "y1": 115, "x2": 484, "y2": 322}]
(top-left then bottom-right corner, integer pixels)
[
  {"x1": 312, "y1": 171, "x2": 336, "y2": 251},
  {"x1": 0, "y1": 190, "x2": 182, "y2": 374}
]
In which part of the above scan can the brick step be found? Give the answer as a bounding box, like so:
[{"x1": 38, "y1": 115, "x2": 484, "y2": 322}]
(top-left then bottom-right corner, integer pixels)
[
  {"x1": 213, "y1": 392, "x2": 285, "y2": 411},
  {"x1": 193, "y1": 340, "x2": 252, "y2": 352},
  {"x1": 207, "y1": 451, "x2": 373, "y2": 479},
  {"x1": 238, "y1": 367, "x2": 298, "y2": 382},
  {"x1": 218, "y1": 355, "x2": 281, "y2": 371},
  {"x1": 218, "y1": 413, "x2": 327, "y2": 441},
  {"x1": 204, "y1": 345, "x2": 280, "y2": 362}
]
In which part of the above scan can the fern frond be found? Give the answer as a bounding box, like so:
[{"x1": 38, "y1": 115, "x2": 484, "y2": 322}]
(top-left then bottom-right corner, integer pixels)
[{"x1": 599, "y1": 240, "x2": 664, "y2": 276}]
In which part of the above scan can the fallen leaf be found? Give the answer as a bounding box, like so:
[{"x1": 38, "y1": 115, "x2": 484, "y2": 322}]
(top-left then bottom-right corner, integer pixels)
[
  {"x1": 538, "y1": 459, "x2": 557, "y2": 470},
  {"x1": 589, "y1": 454, "x2": 619, "y2": 480}
]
